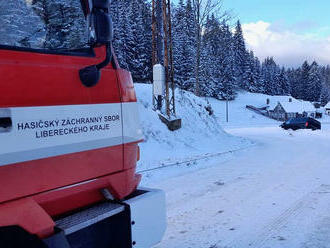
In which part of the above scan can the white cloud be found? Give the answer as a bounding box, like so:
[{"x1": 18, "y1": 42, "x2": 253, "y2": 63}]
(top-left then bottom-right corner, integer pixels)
[{"x1": 242, "y1": 21, "x2": 330, "y2": 67}]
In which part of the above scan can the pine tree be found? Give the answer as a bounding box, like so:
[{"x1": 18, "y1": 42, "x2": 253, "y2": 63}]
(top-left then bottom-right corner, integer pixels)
[
  {"x1": 323, "y1": 66, "x2": 330, "y2": 104},
  {"x1": 233, "y1": 20, "x2": 247, "y2": 88},
  {"x1": 306, "y1": 61, "x2": 322, "y2": 102},
  {"x1": 1, "y1": 0, "x2": 46, "y2": 48},
  {"x1": 183, "y1": 0, "x2": 197, "y2": 91},
  {"x1": 32, "y1": 0, "x2": 88, "y2": 50},
  {"x1": 289, "y1": 68, "x2": 301, "y2": 99},
  {"x1": 198, "y1": 16, "x2": 236, "y2": 99},
  {"x1": 299, "y1": 61, "x2": 310, "y2": 99},
  {"x1": 130, "y1": 0, "x2": 152, "y2": 82},
  {"x1": 172, "y1": 0, "x2": 189, "y2": 89},
  {"x1": 219, "y1": 24, "x2": 236, "y2": 100},
  {"x1": 111, "y1": 0, "x2": 152, "y2": 82},
  {"x1": 320, "y1": 83, "x2": 330, "y2": 105},
  {"x1": 261, "y1": 57, "x2": 280, "y2": 95},
  {"x1": 242, "y1": 51, "x2": 258, "y2": 92},
  {"x1": 199, "y1": 15, "x2": 218, "y2": 97},
  {"x1": 111, "y1": 0, "x2": 131, "y2": 69},
  {"x1": 278, "y1": 67, "x2": 290, "y2": 95},
  {"x1": 253, "y1": 56, "x2": 263, "y2": 93}
]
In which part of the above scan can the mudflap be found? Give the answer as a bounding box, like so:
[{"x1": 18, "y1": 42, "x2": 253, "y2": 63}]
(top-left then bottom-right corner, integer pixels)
[
  {"x1": 124, "y1": 188, "x2": 166, "y2": 248},
  {"x1": 0, "y1": 226, "x2": 47, "y2": 248}
]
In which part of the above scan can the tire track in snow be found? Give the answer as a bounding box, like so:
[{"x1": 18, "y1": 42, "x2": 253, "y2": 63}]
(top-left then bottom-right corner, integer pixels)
[{"x1": 220, "y1": 184, "x2": 330, "y2": 248}]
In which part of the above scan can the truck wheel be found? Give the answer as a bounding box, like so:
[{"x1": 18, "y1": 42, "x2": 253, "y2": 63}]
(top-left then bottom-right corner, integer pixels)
[{"x1": 0, "y1": 226, "x2": 47, "y2": 248}]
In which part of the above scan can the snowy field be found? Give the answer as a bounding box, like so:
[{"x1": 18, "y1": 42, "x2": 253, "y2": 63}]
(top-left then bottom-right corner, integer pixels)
[
  {"x1": 208, "y1": 91, "x2": 330, "y2": 129},
  {"x1": 148, "y1": 125, "x2": 330, "y2": 248},
  {"x1": 209, "y1": 92, "x2": 279, "y2": 128},
  {"x1": 134, "y1": 85, "x2": 330, "y2": 248}
]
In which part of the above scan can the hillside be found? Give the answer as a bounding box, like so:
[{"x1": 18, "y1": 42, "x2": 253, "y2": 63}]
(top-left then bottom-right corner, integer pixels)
[
  {"x1": 135, "y1": 84, "x2": 252, "y2": 173},
  {"x1": 135, "y1": 85, "x2": 330, "y2": 179}
]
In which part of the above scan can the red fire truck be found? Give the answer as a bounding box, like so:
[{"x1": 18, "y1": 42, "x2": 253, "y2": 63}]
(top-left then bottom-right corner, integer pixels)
[{"x1": 0, "y1": 0, "x2": 166, "y2": 247}]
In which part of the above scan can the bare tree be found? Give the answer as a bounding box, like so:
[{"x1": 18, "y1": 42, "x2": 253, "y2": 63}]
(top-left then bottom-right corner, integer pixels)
[{"x1": 192, "y1": 0, "x2": 230, "y2": 96}]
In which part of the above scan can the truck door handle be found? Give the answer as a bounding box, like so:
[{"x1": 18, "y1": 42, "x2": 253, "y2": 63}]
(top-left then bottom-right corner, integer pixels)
[{"x1": 0, "y1": 117, "x2": 12, "y2": 129}]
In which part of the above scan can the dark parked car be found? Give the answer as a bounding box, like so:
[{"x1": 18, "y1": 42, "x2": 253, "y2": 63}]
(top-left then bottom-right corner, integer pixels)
[{"x1": 280, "y1": 117, "x2": 321, "y2": 130}]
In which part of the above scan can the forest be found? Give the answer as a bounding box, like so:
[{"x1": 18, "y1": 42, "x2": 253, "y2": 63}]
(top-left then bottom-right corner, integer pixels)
[
  {"x1": 111, "y1": 0, "x2": 330, "y2": 104},
  {"x1": 2, "y1": 0, "x2": 330, "y2": 104}
]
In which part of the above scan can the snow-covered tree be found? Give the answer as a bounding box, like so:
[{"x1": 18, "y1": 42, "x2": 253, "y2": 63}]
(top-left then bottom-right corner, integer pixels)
[
  {"x1": 111, "y1": 0, "x2": 131, "y2": 69},
  {"x1": 5, "y1": 1, "x2": 330, "y2": 103},
  {"x1": 261, "y1": 57, "x2": 280, "y2": 95},
  {"x1": 1, "y1": 0, "x2": 46, "y2": 48},
  {"x1": 32, "y1": 0, "x2": 88, "y2": 50},
  {"x1": 305, "y1": 61, "x2": 322, "y2": 102},
  {"x1": 172, "y1": 0, "x2": 196, "y2": 90},
  {"x1": 218, "y1": 24, "x2": 236, "y2": 100},
  {"x1": 278, "y1": 67, "x2": 290, "y2": 95},
  {"x1": 297, "y1": 60, "x2": 310, "y2": 100},
  {"x1": 233, "y1": 20, "x2": 247, "y2": 88},
  {"x1": 320, "y1": 83, "x2": 330, "y2": 105},
  {"x1": 183, "y1": 0, "x2": 197, "y2": 90},
  {"x1": 111, "y1": 0, "x2": 152, "y2": 82},
  {"x1": 242, "y1": 51, "x2": 258, "y2": 92}
]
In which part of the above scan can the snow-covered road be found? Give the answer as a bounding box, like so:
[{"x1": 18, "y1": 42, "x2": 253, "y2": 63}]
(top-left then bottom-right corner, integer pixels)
[{"x1": 146, "y1": 124, "x2": 330, "y2": 248}]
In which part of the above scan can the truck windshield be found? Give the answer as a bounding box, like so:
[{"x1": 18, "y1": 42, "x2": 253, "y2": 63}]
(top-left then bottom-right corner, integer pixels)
[{"x1": 0, "y1": 0, "x2": 88, "y2": 51}]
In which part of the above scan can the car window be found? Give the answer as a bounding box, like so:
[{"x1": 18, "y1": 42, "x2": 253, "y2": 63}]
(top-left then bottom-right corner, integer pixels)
[
  {"x1": 0, "y1": 0, "x2": 88, "y2": 51},
  {"x1": 289, "y1": 118, "x2": 308, "y2": 124}
]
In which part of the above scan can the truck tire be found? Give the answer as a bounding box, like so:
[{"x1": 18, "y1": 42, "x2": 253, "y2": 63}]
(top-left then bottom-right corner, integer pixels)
[{"x1": 0, "y1": 226, "x2": 47, "y2": 248}]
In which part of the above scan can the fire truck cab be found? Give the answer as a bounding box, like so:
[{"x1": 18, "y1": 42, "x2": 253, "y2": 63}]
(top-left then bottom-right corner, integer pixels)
[{"x1": 0, "y1": 0, "x2": 166, "y2": 247}]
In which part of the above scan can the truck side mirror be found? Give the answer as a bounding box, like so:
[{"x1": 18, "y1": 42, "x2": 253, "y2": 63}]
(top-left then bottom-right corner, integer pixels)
[
  {"x1": 93, "y1": 10, "x2": 113, "y2": 45},
  {"x1": 80, "y1": 0, "x2": 113, "y2": 87},
  {"x1": 89, "y1": 0, "x2": 113, "y2": 46}
]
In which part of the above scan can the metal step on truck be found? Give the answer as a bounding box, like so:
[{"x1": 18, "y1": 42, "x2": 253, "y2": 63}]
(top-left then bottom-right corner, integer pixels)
[{"x1": 0, "y1": 0, "x2": 166, "y2": 247}]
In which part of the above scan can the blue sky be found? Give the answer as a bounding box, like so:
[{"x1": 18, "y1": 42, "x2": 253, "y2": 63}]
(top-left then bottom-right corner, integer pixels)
[
  {"x1": 223, "y1": 0, "x2": 330, "y2": 38},
  {"x1": 219, "y1": 0, "x2": 330, "y2": 67},
  {"x1": 171, "y1": 0, "x2": 330, "y2": 67}
]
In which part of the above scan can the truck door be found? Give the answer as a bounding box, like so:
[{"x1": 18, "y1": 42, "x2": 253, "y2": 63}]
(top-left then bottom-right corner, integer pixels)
[{"x1": 0, "y1": 0, "x2": 123, "y2": 203}]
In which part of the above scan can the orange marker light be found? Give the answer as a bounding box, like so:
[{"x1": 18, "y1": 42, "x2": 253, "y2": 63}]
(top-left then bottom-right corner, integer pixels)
[{"x1": 137, "y1": 146, "x2": 140, "y2": 162}]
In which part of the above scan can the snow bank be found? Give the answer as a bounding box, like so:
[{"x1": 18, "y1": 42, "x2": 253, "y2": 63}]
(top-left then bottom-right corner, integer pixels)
[{"x1": 135, "y1": 84, "x2": 252, "y2": 172}]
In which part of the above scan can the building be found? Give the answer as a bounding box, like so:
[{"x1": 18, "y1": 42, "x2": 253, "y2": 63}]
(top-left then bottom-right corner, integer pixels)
[
  {"x1": 267, "y1": 101, "x2": 316, "y2": 121},
  {"x1": 300, "y1": 102, "x2": 317, "y2": 118},
  {"x1": 247, "y1": 97, "x2": 318, "y2": 121},
  {"x1": 324, "y1": 103, "x2": 330, "y2": 115},
  {"x1": 268, "y1": 102, "x2": 297, "y2": 121}
]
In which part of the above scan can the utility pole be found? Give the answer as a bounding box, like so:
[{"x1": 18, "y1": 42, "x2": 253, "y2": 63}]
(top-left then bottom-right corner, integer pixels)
[
  {"x1": 152, "y1": 0, "x2": 181, "y2": 131},
  {"x1": 226, "y1": 98, "x2": 229, "y2": 122},
  {"x1": 156, "y1": 0, "x2": 163, "y2": 64},
  {"x1": 152, "y1": 0, "x2": 157, "y2": 66},
  {"x1": 195, "y1": 2, "x2": 201, "y2": 97},
  {"x1": 167, "y1": 1, "x2": 175, "y2": 115},
  {"x1": 162, "y1": 0, "x2": 170, "y2": 117},
  {"x1": 151, "y1": 0, "x2": 163, "y2": 66},
  {"x1": 152, "y1": 0, "x2": 157, "y2": 109}
]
